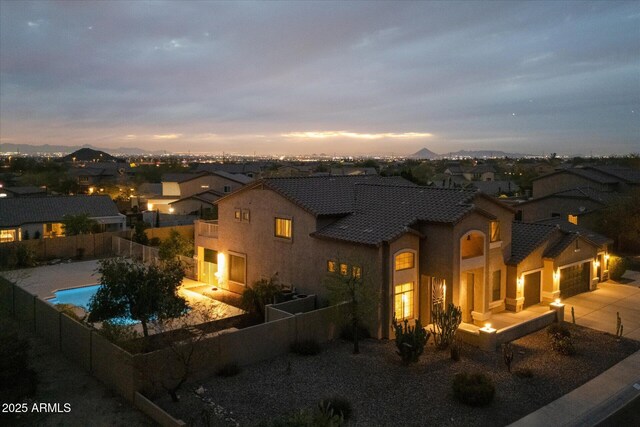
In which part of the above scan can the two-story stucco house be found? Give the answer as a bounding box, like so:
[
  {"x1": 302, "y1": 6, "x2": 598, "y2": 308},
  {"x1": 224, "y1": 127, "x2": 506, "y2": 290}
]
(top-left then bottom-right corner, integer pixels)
[{"x1": 194, "y1": 175, "x2": 611, "y2": 338}]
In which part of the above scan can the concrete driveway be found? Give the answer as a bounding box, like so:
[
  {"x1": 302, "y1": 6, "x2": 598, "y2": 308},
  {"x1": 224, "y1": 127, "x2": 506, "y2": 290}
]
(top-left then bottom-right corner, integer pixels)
[{"x1": 563, "y1": 270, "x2": 640, "y2": 341}]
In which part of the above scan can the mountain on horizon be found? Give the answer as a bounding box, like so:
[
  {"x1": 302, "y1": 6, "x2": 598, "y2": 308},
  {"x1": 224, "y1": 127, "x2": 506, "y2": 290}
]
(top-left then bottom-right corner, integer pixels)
[
  {"x1": 0, "y1": 143, "x2": 166, "y2": 156},
  {"x1": 409, "y1": 147, "x2": 530, "y2": 159}
]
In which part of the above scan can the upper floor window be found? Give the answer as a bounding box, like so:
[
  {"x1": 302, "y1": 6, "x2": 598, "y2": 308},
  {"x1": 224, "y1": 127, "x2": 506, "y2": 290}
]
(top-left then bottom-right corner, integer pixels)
[
  {"x1": 490, "y1": 221, "x2": 500, "y2": 242},
  {"x1": 274, "y1": 217, "x2": 292, "y2": 239},
  {"x1": 568, "y1": 215, "x2": 578, "y2": 225},
  {"x1": 242, "y1": 210, "x2": 250, "y2": 222},
  {"x1": 339, "y1": 263, "x2": 348, "y2": 276},
  {"x1": 234, "y1": 209, "x2": 241, "y2": 221},
  {"x1": 352, "y1": 265, "x2": 362, "y2": 279},
  {"x1": 224, "y1": 185, "x2": 232, "y2": 193},
  {"x1": 395, "y1": 252, "x2": 415, "y2": 271},
  {"x1": 327, "y1": 260, "x2": 337, "y2": 273}
]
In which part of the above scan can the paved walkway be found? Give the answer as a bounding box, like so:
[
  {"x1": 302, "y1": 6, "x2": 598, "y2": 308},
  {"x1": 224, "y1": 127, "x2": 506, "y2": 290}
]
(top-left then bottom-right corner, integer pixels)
[
  {"x1": 509, "y1": 350, "x2": 640, "y2": 427},
  {"x1": 510, "y1": 270, "x2": 640, "y2": 427}
]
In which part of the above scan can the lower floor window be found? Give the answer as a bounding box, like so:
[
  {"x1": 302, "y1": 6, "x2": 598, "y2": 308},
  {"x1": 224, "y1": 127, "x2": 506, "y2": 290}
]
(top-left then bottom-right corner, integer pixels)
[
  {"x1": 228, "y1": 253, "x2": 246, "y2": 285},
  {"x1": 394, "y1": 282, "x2": 414, "y2": 320},
  {"x1": 0, "y1": 229, "x2": 16, "y2": 242}
]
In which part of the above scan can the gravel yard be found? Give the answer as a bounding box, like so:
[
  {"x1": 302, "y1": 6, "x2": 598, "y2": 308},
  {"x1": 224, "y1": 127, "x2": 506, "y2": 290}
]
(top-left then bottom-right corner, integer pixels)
[{"x1": 158, "y1": 324, "x2": 639, "y2": 427}]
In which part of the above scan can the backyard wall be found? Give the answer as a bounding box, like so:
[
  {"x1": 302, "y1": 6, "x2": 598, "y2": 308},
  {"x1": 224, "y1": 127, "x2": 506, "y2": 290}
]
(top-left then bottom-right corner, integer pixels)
[{"x1": 145, "y1": 224, "x2": 194, "y2": 241}]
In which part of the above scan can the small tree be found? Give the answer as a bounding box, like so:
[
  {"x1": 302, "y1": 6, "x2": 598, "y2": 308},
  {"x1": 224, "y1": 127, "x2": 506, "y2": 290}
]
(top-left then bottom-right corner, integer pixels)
[
  {"x1": 430, "y1": 303, "x2": 462, "y2": 350},
  {"x1": 132, "y1": 221, "x2": 150, "y2": 245},
  {"x1": 324, "y1": 257, "x2": 379, "y2": 354},
  {"x1": 61, "y1": 213, "x2": 98, "y2": 236},
  {"x1": 88, "y1": 258, "x2": 188, "y2": 337},
  {"x1": 241, "y1": 274, "x2": 283, "y2": 318},
  {"x1": 158, "y1": 229, "x2": 194, "y2": 261}
]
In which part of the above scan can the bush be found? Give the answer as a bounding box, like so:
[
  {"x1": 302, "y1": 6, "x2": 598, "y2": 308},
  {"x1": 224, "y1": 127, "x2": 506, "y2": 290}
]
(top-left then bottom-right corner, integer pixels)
[
  {"x1": 514, "y1": 368, "x2": 534, "y2": 378},
  {"x1": 241, "y1": 275, "x2": 283, "y2": 317},
  {"x1": 608, "y1": 255, "x2": 628, "y2": 281},
  {"x1": 319, "y1": 397, "x2": 352, "y2": 421},
  {"x1": 55, "y1": 303, "x2": 86, "y2": 322},
  {"x1": 547, "y1": 323, "x2": 575, "y2": 355},
  {"x1": 7, "y1": 245, "x2": 36, "y2": 269},
  {"x1": 452, "y1": 372, "x2": 495, "y2": 407},
  {"x1": 290, "y1": 339, "x2": 322, "y2": 356},
  {"x1": 430, "y1": 303, "x2": 462, "y2": 350},
  {"x1": 392, "y1": 317, "x2": 430, "y2": 365},
  {"x1": 217, "y1": 362, "x2": 241, "y2": 377},
  {"x1": 99, "y1": 319, "x2": 141, "y2": 344},
  {"x1": 0, "y1": 329, "x2": 37, "y2": 403},
  {"x1": 148, "y1": 237, "x2": 161, "y2": 247}
]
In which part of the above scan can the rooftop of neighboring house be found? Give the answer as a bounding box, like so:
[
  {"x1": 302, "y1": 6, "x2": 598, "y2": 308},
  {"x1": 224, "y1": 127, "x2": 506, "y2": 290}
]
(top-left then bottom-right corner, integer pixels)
[
  {"x1": 519, "y1": 186, "x2": 618, "y2": 204},
  {"x1": 0, "y1": 195, "x2": 122, "y2": 227},
  {"x1": 1, "y1": 186, "x2": 47, "y2": 196},
  {"x1": 536, "y1": 217, "x2": 613, "y2": 246},
  {"x1": 330, "y1": 167, "x2": 378, "y2": 176},
  {"x1": 170, "y1": 189, "x2": 224, "y2": 205},
  {"x1": 468, "y1": 180, "x2": 520, "y2": 195},
  {"x1": 162, "y1": 170, "x2": 253, "y2": 185},
  {"x1": 161, "y1": 172, "x2": 208, "y2": 183},
  {"x1": 136, "y1": 183, "x2": 163, "y2": 196},
  {"x1": 195, "y1": 162, "x2": 265, "y2": 175},
  {"x1": 531, "y1": 165, "x2": 635, "y2": 185}
]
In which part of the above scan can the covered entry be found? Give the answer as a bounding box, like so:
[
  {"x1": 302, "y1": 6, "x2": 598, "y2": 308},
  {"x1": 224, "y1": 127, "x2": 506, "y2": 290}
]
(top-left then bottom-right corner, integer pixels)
[
  {"x1": 523, "y1": 271, "x2": 541, "y2": 308},
  {"x1": 560, "y1": 262, "x2": 590, "y2": 298}
]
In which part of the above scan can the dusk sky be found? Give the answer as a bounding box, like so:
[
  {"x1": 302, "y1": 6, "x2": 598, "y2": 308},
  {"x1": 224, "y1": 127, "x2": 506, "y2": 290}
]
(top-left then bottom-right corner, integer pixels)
[{"x1": 0, "y1": 1, "x2": 638, "y2": 156}]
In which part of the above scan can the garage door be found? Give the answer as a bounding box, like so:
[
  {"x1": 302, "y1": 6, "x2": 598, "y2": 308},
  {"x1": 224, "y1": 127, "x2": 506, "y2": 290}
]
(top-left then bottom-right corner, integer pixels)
[
  {"x1": 523, "y1": 272, "x2": 541, "y2": 308},
  {"x1": 560, "y1": 263, "x2": 590, "y2": 298}
]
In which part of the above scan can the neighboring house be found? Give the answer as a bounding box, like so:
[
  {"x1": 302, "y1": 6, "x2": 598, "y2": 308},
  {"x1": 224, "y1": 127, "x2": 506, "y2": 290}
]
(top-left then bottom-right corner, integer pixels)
[
  {"x1": 330, "y1": 167, "x2": 378, "y2": 176},
  {"x1": 531, "y1": 165, "x2": 639, "y2": 198},
  {"x1": 271, "y1": 165, "x2": 315, "y2": 177},
  {"x1": 444, "y1": 163, "x2": 496, "y2": 182},
  {"x1": 0, "y1": 186, "x2": 47, "y2": 198},
  {"x1": 68, "y1": 162, "x2": 132, "y2": 192},
  {"x1": 467, "y1": 180, "x2": 520, "y2": 197},
  {"x1": 169, "y1": 189, "x2": 224, "y2": 215},
  {"x1": 195, "y1": 162, "x2": 265, "y2": 179},
  {"x1": 515, "y1": 187, "x2": 617, "y2": 229},
  {"x1": 0, "y1": 195, "x2": 126, "y2": 242},
  {"x1": 161, "y1": 171, "x2": 251, "y2": 199},
  {"x1": 194, "y1": 175, "x2": 609, "y2": 338}
]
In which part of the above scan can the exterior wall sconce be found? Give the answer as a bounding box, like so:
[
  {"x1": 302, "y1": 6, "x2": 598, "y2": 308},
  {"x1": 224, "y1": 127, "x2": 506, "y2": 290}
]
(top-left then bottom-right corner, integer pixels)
[
  {"x1": 169, "y1": 207, "x2": 175, "y2": 213},
  {"x1": 604, "y1": 254, "x2": 610, "y2": 261},
  {"x1": 594, "y1": 260, "x2": 600, "y2": 268},
  {"x1": 553, "y1": 270, "x2": 560, "y2": 281},
  {"x1": 147, "y1": 203, "x2": 153, "y2": 210}
]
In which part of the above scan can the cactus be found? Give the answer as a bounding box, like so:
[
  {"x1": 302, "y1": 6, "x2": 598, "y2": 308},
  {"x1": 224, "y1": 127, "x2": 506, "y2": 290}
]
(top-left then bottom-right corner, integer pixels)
[
  {"x1": 616, "y1": 312, "x2": 624, "y2": 338},
  {"x1": 571, "y1": 306, "x2": 575, "y2": 324},
  {"x1": 430, "y1": 303, "x2": 463, "y2": 350},
  {"x1": 392, "y1": 317, "x2": 430, "y2": 365},
  {"x1": 502, "y1": 343, "x2": 514, "y2": 373}
]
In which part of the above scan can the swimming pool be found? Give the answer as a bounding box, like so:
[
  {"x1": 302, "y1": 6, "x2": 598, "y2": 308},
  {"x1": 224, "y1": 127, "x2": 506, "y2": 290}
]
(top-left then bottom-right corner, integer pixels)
[{"x1": 48, "y1": 284, "x2": 137, "y2": 325}]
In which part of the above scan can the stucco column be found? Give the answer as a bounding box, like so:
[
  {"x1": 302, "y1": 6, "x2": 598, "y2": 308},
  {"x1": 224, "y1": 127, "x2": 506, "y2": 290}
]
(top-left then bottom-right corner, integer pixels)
[{"x1": 541, "y1": 259, "x2": 559, "y2": 304}]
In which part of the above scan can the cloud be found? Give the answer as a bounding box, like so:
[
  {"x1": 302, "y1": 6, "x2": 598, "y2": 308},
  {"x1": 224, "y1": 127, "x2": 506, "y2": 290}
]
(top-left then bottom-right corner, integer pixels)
[
  {"x1": 152, "y1": 134, "x2": 182, "y2": 140},
  {"x1": 0, "y1": 1, "x2": 638, "y2": 156}
]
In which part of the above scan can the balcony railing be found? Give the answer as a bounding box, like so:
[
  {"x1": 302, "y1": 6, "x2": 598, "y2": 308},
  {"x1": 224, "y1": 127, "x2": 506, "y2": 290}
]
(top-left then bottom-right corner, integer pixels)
[{"x1": 197, "y1": 220, "x2": 218, "y2": 238}]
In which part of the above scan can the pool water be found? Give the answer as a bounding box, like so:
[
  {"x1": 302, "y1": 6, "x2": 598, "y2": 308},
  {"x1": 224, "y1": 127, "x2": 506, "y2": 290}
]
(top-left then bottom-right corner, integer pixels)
[{"x1": 48, "y1": 284, "x2": 137, "y2": 325}]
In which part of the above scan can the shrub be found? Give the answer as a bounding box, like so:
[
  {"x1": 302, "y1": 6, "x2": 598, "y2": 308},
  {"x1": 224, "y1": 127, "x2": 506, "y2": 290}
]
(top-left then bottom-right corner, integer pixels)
[
  {"x1": 55, "y1": 303, "x2": 86, "y2": 322},
  {"x1": 241, "y1": 275, "x2": 283, "y2": 317},
  {"x1": 430, "y1": 303, "x2": 462, "y2": 350},
  {"x1": 452, "y1": 372, "x2": 495, "y2": 407},
  {"x1": 99, "y1": 319, "x2": 141, "y2": 344},
  {"x1": 319, "y1": 397, "x2": 352, "y2": 421},
  {"x1": 514, "y1": 368, "x2": 534, "y2": 378},
  {"x1": 132, "y1": 221, "x2": 149, "y2": 245},
  {"x1": 148, "y1": 237, "x2": 161, "y2": 247},
  {"x1": 217, "y1": 362, "x2": 241, "y2": 377},
  {"x1": 158, "y1": 229, "x2": 194, "y2": 260},
  {"x1": 290, "y1": 339, "x2": 322, "y2": 356},
  {"x1": 608, "y1": 255, "x2": 628, "y2": 281},
  {"x1": 547, "y1": 323, "x2": 575, "y2": 355},
  {"x1": 392, "y1": 317, "x2": 430, "y2": 365},
  {"x1": 0, "y1": 329, "x2": 37, "y2": 403}
]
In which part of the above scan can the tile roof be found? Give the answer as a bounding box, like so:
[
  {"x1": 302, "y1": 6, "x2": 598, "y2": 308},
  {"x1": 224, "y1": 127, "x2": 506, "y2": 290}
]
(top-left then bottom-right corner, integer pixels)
[
  {"x1": 536, "y1": 217, "x2": 613, "y2": 246},
  {"x1": 552, "y1": 187, "x2": 617, "y2": 204},
  {"x1": 587, "y1": 166, "x2": 640, "y2": 184},
  {"x1": 508, "y1": 222, "x2": 558, "y2": 264},
  {"x1": 170, "y1": 189, "x2": 224, "y2": 205},
  {"x1": 4, "y1": 186, "x2": 47, "y2": 195},
  {"x1": 195, "y1": 163, "x2": 264, "y2": 174},
  {"x1": 532, "y1": 168, "x2": 619, "y2": 184},
  {"x1": 212, "y1": 170, "x2": 254, "y2": 184},
  {"x1": 262, "y1": 175, "x2": 417, "y2": 216},
  {"x1": 0, "y1": 195, "x2": 121, "y2": 227},
  {"x1": 312, "y1": 184, "x2": 478, "y2": 245},
  {"x1": 469, "y1": 180, "x2": 519, "y2": 195},
  {"x1": 161, "y1": 172, "x2": 207, "y2": 183},
  {"x1": 542, "y1": 233, "x2": 579, "y2": 259}
]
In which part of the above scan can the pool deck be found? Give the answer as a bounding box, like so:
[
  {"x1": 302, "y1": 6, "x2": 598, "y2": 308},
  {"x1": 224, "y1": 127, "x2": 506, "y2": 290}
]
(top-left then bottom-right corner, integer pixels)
[{"x1": 1, "y1": 259, "x2": 244, "y2": 332}]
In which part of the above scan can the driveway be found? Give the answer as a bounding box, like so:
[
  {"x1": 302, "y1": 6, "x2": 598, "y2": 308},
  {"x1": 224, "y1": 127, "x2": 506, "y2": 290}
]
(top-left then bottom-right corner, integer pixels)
[{"x1": 563, "y1": 270, "x2": 640, "y2": 341}]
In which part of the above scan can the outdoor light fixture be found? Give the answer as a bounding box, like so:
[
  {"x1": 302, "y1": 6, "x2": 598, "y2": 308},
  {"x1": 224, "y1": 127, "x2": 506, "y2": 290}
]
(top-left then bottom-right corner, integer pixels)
[
  {"x1": 551, "y1": 298, "x2": 564, "y2": 308},
  {"x1": 169, "y1": 207, "x2": 175, "y2": 213},
  {"x1": 605, "y1": 254, "x2": 610, "y2": 261},
  {"x1": 481, "y1": 323, "x2": 496, "y2": 333},
  {"x1": 553, "y1": 270, "x2": 560, "y2": 281},
  {"x1": 147, "y1": 203, "x2": 153, "y2": 210},
  {"x1": 594, "y1": 260, "x2": 600, "y2": 268}
]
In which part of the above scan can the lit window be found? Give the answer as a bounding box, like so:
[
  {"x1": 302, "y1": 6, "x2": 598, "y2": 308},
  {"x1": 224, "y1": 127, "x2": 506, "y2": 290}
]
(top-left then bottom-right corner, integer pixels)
[
  {"x1": 275, "y1": 217, "x2": 292, "y2": 239},
  {"x1": 568, "y1": 215, "x2": 578, "y2": 225},
  {"x1": 340, "y1": 263, "x2": 348, "y2": 276},
  {"x1": 395, "y1": 252, "x2": 414, "y2": 271},
  {"x1": 234, "y1": 209, "x2": 241, "y2": 220},
  {"x1": 228, "y1": 254, "x2": 246, "y2": 285},
  {"x1": 492, "y1": 270, "x2": 501, "y2": 301},
  {"x1": 242, "y1": 210, "x2": 250, "y2": 222},
  {"x1": 352, "y1": 265, "x2": 362, "y2": 279},
  {"x1": 327, "y1": 260, "x2": 337, "y2": 273},
  {"x1": 0, "y1": 229, "x2": 16, "y2": 243},
  {"x1": 200, "y1": 185, "x2": 210, "y2": 189},
  {"x1": 490, "y1": 221, "x2": 501, "y2": 242},
  {"x1": 394, "y1": 282, "x2": 414, "y2": 320}
]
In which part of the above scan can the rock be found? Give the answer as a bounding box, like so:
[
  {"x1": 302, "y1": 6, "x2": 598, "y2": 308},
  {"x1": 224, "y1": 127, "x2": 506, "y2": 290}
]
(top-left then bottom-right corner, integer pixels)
[{"x1": 195, "y1": 386, "x2": 205, "y2": 395}]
